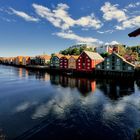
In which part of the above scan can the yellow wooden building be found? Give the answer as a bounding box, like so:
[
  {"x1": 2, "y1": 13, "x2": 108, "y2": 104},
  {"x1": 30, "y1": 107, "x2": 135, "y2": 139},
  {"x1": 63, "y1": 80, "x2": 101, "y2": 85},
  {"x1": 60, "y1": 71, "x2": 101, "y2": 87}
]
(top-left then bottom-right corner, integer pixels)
[{"x1": 68, "y1": 55, "x2": 79, "y2": 69}]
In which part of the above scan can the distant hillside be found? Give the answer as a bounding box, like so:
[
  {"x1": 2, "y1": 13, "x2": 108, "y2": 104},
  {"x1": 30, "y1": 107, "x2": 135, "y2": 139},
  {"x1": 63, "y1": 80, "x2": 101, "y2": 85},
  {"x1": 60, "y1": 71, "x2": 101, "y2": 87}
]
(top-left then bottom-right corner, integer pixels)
[{"x1": 59, "y1": 46, "x2": 95, "y2": 55}]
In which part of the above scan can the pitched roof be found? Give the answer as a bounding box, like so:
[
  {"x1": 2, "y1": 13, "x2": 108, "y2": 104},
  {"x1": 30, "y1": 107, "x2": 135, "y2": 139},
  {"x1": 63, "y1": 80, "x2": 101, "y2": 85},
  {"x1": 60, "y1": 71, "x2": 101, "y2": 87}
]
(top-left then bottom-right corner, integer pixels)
[
  {"x1": 70, "y1": 55, "x2": 79, "y2": 60},
  {"x1": 54, "y1": 54, "x2": 64, "y2": 58},
  {"x1": 112, "y1": 53, "x2": 135, "y2": 67},
  {"x1": 37, "y1": 55, "x2": 51, "y2": 60},
  {"x1": 84, "y1": 51, "x2": 104, "y2": 60},
  {"x1": 63, "y1": 55, "x2": 71, "y2": 59}
]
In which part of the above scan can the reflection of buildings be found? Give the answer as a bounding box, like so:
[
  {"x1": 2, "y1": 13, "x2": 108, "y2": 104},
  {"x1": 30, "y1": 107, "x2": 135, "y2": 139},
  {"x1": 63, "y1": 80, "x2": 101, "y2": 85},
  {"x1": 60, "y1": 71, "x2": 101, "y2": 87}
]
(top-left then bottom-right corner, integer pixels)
[
  {"x1": 17, "y1": 68, "x2": 50, "y2": 81},
  {"x1": 50, "y1": 75, "x2": 96, "y2": 96},
  {"x1": 96, "y1": 79, "x2": 134, "y2": 100},
  {"x1": 77, "y1": 78, "x2": 96, "y2": 95},
  {"x1": 35, "y1": 72, "x2": 50, "y2": 81}
]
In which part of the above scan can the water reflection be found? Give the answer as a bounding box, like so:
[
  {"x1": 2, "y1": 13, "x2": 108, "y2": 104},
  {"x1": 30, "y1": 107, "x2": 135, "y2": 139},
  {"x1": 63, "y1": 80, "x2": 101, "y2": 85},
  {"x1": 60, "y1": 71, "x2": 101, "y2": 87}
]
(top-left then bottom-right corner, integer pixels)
[
  {"x1": 17, "y1": 68, "x2": 136, "y2": 99},
  {"x1": 0, "y1": 65, "x2": 140, "y2": 140},
  {"x1": 96, "y1": 79, "x2": 135, "y2": 100},
  {"x1": 50, "y1": 75, "x2": 96, "y2": 96}
]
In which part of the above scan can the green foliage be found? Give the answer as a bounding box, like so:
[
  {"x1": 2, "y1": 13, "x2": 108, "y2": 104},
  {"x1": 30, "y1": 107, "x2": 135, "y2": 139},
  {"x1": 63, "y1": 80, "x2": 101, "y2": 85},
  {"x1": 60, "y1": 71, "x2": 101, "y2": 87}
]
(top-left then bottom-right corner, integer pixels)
[
  {"x1": 101, "y1": 52, "x2": 110, "y2": 58},
  {"x1": 60, "y1": 46, "x2": 94, "y2": 55},
  {"x1": 51, "y1": 53, "x2": 55, "y2": 57}
]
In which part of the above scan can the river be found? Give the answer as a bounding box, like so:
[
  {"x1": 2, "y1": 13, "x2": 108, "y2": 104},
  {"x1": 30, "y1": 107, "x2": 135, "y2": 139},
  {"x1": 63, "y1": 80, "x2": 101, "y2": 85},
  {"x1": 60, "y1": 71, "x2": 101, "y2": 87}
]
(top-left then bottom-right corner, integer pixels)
[{"x1": 0, "y1": 65, "x2": 140, "y2": 140}]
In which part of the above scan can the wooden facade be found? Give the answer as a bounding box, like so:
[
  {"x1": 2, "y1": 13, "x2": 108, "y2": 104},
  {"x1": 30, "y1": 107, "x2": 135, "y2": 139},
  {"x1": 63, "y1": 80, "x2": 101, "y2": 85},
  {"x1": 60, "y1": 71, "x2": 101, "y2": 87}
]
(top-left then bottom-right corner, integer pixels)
[
  {"x1": 76, "y1": 51, "x2": 104, "y2": 71},
  {"x1": 15, "y1": 56, "x2": 24, "y2": 65},
  {"x1": 96, "y1": 53, "x2": 135, "y2": 72},
  {"x1": 60, "y1": 56, "x2": 71, "y2": 69},
  {"x1": 68, "y1": 55, "x2": 79, "y2": 69},
  {"x1": 50, "y1": 54, "x2": 63, "y2": 68},
  {"x1": 22, "y1": 57, "x2": 30, "y2": 66},
  {"x1": 35, "y1": 55, "x2": 51, "y2": 65}
]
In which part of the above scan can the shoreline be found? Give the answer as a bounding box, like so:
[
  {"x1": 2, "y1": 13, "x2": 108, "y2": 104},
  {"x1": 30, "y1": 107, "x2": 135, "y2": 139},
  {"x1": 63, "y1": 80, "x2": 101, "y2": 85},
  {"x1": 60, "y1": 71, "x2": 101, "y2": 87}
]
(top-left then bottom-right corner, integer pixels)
[{"x1": 0, "y1": 63, "x2": 137, "y2": 79}]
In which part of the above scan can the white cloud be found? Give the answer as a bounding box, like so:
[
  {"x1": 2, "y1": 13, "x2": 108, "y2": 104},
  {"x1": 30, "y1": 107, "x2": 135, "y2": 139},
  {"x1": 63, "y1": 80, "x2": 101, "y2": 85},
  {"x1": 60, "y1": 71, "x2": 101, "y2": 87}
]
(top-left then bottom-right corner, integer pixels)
[
  {"x1": 105, "y1": 41, "x2": 120, "y2": 45},
  {"x1": 54, "y1": 31, "x2": 103, "y2": 44},
  {"x1": 32, "y1": 3, "x2": 102, "y2": 30},
  {"x1": 10, "y1": 7, "x2": 39, "y2": 22},
  {"x1": 125, "y1": 2, "x2": 140, "y2": 9},
  {"x1": 101, "y1": 2, "x2": 127, "y2": 22},
  {"x1": 116, "y1": 16, "x2": 140, "y2": 30},
  {"x1": 97, "y1": 29, "x2": 114, "y2": 34}
]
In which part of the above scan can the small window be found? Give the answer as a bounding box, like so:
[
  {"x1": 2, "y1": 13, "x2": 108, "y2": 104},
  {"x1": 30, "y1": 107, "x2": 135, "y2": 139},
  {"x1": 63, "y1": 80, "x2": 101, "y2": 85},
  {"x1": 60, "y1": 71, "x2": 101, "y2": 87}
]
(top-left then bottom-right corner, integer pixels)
[
  {"x1": 117, "y1": 59, "x2": 120, "y2": 62},
  {"x1": 128, "y1": 66, "x2": 132, "y2": 70},
  {"x1": 112, "y1": 62, "x2": 115, "y2": 66},
  {"x1": 112, "y1": 66, "x2": 115, "y2": 70},
  {"x1": 107, "y1": 62, "x2": 110, "y2": 65},
  {"x1": 106, "y1": 66, "x2": 110, "y2": 69},
  {"x1": 106, "y1": 58, "x2": 110, "y2": 62}
]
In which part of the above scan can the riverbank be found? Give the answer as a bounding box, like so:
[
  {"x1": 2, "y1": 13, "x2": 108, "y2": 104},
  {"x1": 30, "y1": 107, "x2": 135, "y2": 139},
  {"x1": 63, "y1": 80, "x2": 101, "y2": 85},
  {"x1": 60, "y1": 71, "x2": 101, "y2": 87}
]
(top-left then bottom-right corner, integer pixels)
[{"x1": 0, "y1": 63, "x2": 137, "y2": 79}]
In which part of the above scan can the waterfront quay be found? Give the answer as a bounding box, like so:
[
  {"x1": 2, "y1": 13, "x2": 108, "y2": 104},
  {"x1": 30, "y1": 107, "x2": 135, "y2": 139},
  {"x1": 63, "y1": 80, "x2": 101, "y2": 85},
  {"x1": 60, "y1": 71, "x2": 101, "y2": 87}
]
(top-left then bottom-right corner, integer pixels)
[{"x1": 0, "y1": 49, "x2": 139, "y2": 78}]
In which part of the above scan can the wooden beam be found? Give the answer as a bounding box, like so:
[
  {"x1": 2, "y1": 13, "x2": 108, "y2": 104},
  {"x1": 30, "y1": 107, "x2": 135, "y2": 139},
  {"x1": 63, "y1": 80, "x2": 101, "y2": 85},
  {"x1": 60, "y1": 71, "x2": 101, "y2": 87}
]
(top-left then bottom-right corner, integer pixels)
[{"x1": 128, "y1": 28, "x2": 140, "y2": 37}]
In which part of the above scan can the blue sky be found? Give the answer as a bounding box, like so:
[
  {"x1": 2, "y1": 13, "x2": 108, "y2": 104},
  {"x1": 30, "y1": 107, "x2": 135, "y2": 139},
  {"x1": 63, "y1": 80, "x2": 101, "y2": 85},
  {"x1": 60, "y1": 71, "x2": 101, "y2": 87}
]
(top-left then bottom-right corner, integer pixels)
[{"x1": 0, "y1": 0, "x2": 140, "y2": 57}]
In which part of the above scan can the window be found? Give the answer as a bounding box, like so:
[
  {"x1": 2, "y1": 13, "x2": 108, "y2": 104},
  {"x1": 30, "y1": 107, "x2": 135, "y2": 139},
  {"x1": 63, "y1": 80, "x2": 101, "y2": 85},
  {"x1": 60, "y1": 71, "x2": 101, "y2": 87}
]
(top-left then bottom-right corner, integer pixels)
[
  {"x1": 88, "y1": 63, "x2": 90, "y2": 66},
  {"x1": 112, "y1": 66, "x2": 115, "y2": 70},
  {"x1": 106, "y1": 58, "x2": 110, "y2": 62},
  {"x1": 78, "y1": 63, "x2": 80, "y2": 65},
  {"x1": 112, "y1": 56, "x2": 115, "y2": 61},
  {"x1": 97, "y1": 65, "x2": 101, "y2": 69},
  {"x1": 128, "y1": 66, "x2": 132, "y2": 70},
  {"x1": 79, "y1": 66, "x2": 81, "y2": 69},
  {"x1": 107, "y1": 62, "x2": 110, "y2": 65},
  {"x1": 78, "y1": 59, "x2": 80, "y2": 62},
  {"x1": 123, "y1": 62, "x2": 125, "y2": 66},
  {"x1": 106, "y1": 66, "x2": 110, "y2": 69},
  {"x1": 87, "y1": 59, "x2": 90, "y2": 62},
  {"x1": 117, "y1": 58, "x2": 120, "y2": 62}
]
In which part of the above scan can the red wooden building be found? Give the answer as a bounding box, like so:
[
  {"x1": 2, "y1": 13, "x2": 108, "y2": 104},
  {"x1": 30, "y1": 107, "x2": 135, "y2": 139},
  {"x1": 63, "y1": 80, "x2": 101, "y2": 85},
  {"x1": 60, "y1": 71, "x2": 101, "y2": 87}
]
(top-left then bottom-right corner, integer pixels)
[
  {"x1": 60, "y1": 55, "x2": 71, "y2": 69},
  {"x1": 76, "y1": 51, "x2": 104, "y2": 71}
]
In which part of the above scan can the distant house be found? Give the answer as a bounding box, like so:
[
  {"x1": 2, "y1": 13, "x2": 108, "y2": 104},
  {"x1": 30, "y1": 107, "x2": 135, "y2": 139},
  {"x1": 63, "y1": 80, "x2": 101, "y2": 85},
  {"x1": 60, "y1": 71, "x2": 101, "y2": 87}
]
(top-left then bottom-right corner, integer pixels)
[
  {"x1": 96, "y1": 45, "x2": 113, "y2": 54},
  {"x1": 60, "y1": 55, "x2": 71, "y2": 69},
  {"x1": 76, "y1": 51, "x2": 104, "y2": 71},
  {"x1": 35, "y1": 55, "x2": 51, "y2": 65},
  {"x1": 29, "y1": 57, "x2": 36, "y2": 65},
  {"x1": 15, "y1": 56, "x2": 23, "y2": 65},
  {"x1": 22, "y1": 56, "x2": 30, "y2": 66},
  {"x1": 68, "y1": 55, "x2": 79, "y2": 69},
  {"x1": 50, "y1": 54, "x2": 63, "y2": 68},
  {"x1": 96, "y1": 53, "x2": 135, "y2": 72}
]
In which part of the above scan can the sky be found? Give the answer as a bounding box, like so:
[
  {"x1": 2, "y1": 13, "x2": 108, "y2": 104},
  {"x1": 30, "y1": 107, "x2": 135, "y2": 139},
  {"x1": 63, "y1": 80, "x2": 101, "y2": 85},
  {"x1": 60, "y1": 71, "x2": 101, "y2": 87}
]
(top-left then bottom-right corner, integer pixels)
[{"x1": 0, "y1": 0, "x2": 140, "y2": 57}]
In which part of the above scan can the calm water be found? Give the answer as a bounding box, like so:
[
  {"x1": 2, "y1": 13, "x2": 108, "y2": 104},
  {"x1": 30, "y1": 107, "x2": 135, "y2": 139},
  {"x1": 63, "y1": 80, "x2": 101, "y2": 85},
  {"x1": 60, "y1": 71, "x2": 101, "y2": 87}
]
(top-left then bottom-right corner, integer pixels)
[{"x1": 0, "y1": 65, "x2": 140, "y2": 140}]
